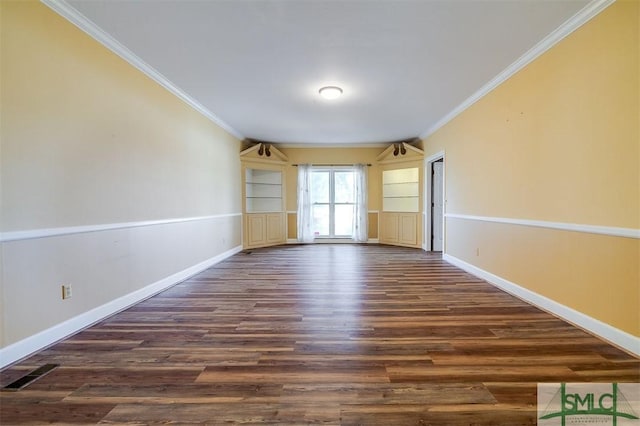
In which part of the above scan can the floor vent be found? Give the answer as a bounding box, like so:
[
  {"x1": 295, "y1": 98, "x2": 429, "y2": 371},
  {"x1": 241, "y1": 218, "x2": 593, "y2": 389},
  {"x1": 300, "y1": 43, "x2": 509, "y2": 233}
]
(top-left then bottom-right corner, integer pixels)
[{"x1": 2, "y1": 363, "x2": 59, "y2": 391}]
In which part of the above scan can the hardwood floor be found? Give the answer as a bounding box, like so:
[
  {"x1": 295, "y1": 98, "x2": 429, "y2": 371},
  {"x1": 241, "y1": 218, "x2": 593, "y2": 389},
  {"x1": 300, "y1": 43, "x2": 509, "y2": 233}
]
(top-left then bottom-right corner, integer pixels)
[{"x1": 1, "y1": 244, "x2": 638, "y2": 425}]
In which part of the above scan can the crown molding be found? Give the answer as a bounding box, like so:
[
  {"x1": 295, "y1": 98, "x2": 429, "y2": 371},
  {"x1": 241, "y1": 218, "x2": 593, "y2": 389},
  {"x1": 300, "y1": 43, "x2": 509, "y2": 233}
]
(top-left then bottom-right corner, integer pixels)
[
  {"x1": 277, "y1": 143, "x2": 390, "y2": 149},
  {"x1": 376, "y1": 142, "x2": 424, "y2": 164},
  {"x1": 41, "y1": 0, "x2": 614, "y2": 147},
  {"x1": 240, "y1": 142, "x2": 289, "y2": 162},
  {"x1": 419, "y1": 0, "x2": 615, "y2": 140},
  {"x1": 40, "y1": 0, "x2": 244, "y2": 141}
]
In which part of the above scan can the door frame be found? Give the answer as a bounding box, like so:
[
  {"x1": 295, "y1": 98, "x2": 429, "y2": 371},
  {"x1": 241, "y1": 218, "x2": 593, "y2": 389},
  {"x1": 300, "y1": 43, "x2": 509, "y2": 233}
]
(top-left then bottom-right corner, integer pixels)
[
  {"x1": 310, "y1": 166, "x2": 356, "y2": 239},
  {"x1": 424, "y1": 151, "x2": 445, "y2": 252}
]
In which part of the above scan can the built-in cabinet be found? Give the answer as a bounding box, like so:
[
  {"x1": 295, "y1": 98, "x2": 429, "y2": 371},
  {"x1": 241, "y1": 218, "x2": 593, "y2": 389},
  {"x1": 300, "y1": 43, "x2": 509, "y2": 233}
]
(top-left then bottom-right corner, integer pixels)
[
  {"x1": 245, "y1": 213, "x2": 284, "y2": 247},
  {"x1": 377, "y1": 142, "x2": 424, "y2": 249},
  {"x1": 241, "y1": 143, "x2": 288, "y2": 249}
]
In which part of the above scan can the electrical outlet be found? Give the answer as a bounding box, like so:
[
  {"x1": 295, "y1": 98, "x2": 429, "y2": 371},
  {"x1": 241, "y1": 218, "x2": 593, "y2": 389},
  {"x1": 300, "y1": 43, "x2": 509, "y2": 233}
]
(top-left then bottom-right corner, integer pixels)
[
  {"x1": 62, "y1": 285, "x2": 72, "y2": 300},
  {"x1": 476, "y1": 248, "x2": 480, "y2": 256}
]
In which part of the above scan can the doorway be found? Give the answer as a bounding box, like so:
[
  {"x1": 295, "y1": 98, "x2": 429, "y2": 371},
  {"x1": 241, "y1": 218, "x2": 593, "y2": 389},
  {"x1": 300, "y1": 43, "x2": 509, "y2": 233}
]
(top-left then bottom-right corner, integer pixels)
[
  {"x1": 310, "y1": 168, "x2": 355, "y2": 238},
  {"x1": 425, "y1": 152, "x2": 445, "y2": 252}
]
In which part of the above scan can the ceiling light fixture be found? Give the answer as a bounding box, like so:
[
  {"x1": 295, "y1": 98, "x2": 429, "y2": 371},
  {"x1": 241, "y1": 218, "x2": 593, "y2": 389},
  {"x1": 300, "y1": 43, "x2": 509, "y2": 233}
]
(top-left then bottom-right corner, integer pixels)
[{"x1": 319, "y1": 86, "x2": 343, "y2": 100}]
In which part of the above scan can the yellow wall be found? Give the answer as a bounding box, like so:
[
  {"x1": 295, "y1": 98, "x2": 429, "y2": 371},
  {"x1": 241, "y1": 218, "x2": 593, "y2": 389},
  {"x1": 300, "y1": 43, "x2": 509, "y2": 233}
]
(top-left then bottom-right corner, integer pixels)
[
  {"x1": 280, "y1": 147, "x2": 384, "y2": 240},
  {"x1": 0, "y1": 2, "x2": 242, "y2": 348},
  {"x1": 422, "y1": 1, "x2": 639, "y2": 336}
]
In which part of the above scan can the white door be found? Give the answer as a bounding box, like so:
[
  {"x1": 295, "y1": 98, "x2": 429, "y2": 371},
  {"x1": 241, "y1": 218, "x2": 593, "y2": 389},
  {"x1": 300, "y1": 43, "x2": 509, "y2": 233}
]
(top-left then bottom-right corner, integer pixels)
[{"x1": 432, "y1": 161, "x2": 444, "y2": 251}]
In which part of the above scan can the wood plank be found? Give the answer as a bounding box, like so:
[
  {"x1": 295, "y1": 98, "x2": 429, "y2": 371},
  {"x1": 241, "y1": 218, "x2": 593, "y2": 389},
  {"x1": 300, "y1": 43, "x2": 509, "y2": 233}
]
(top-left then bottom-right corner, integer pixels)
[{"x1": 1, "y1": 244, "x2": 637, "y2": 425}]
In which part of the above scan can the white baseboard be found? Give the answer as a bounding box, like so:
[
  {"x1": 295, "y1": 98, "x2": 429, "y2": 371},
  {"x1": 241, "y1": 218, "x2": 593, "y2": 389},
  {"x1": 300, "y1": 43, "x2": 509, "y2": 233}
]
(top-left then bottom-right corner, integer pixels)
[
  {"x1": 443, "y1": 253, "x2": 639, "y2": 357},
  {"x1": 0, "y1": 245, "x2": 242, "y2": 369}
]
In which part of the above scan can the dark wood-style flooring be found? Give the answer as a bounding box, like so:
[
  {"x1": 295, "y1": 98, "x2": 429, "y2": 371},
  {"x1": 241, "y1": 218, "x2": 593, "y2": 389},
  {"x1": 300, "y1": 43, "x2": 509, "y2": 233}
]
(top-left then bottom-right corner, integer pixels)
[{"x1": 1, "y1": 244, "x2": 638, "y2": 425}]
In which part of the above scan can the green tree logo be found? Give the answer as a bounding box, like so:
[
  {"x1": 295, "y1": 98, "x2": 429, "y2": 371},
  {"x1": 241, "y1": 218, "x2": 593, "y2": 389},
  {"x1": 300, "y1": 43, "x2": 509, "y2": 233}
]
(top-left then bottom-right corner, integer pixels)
[{"x1": 539, "y1": 383, "x2": 639, "y2": 426}]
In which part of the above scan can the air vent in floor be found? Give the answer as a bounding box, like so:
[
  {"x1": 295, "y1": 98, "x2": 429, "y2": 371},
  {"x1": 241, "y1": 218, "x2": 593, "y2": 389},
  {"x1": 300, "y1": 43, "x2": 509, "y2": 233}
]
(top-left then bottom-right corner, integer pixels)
[{"x1": 2, "y1": 363, "x2": 59, "y2": 391}]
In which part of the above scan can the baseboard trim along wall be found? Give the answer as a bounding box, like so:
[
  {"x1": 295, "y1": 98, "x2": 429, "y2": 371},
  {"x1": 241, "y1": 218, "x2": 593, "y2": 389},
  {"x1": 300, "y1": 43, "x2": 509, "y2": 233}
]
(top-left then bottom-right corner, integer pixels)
[
  {"x1": 443, "y1": 253, "x2": 640, "y2": 357},
  {"x1": 0, "y1": 245, "x2": 242, "y2": 369}
]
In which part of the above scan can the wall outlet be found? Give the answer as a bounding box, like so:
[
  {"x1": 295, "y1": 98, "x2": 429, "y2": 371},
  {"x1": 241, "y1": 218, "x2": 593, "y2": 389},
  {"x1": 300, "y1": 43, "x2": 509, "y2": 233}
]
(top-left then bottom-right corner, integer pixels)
[
  {"x1": 476, "y1": 248, "x2": 480, "y2": 256},
  {"x1": 62, "y1": 285, "x2": 72, "y2": 300}
]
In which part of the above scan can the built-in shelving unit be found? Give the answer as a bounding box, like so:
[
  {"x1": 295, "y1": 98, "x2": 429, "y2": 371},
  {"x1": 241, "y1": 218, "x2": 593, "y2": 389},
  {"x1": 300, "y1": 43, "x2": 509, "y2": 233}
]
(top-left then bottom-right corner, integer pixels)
[
  {"x1": 240, "y1": 143, "x2": 288, "y2": 249},
  {"x1": 245, "y1": 169, "x2": 283, "y2": 213},
  {"x1": 377, "y1": 142, "x2": 424, "y2": 249},
  {"x1": 382, "y1": 167, "x2": 419, "y2": 213}
]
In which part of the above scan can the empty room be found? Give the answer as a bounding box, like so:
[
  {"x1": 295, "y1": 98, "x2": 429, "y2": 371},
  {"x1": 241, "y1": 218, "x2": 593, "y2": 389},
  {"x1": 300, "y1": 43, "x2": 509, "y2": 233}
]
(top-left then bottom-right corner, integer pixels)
[{"x1": 0, "y1": 0, "x2": 638, "y2": 424}]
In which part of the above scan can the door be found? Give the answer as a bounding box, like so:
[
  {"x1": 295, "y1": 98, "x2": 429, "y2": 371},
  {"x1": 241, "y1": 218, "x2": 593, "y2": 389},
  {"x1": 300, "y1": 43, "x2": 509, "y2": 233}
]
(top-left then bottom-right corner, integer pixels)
[
  {"x1": 310, "y1": 168, "x2": 355, "y2": 238},
  {"x1": 431, "y1": 161, "x2": 444, "y2": 251}
]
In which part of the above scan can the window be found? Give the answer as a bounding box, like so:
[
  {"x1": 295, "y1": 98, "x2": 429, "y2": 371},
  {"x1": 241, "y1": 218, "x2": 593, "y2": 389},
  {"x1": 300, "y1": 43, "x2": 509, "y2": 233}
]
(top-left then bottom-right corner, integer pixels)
[{"x1": 310, "y1": 168, "x2": 355, "y2": 237}]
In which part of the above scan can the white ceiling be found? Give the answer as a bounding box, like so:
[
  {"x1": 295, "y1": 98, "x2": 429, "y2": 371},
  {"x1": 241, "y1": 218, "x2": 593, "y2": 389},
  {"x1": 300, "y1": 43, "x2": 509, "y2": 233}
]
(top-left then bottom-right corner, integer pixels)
[{"x1": 61, "y1": 0, "x2": 591, "y2": 146}]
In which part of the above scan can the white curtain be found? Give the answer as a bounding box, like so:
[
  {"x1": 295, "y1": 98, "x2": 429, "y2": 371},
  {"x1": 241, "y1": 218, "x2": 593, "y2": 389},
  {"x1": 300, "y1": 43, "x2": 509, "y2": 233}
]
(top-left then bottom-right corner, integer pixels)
[
  {"x1": 352, "y1": 164, "x2": 368, "y2": 242},
  {"x1": 297, "y1": 164, "x2": 315, "y2": 243}
]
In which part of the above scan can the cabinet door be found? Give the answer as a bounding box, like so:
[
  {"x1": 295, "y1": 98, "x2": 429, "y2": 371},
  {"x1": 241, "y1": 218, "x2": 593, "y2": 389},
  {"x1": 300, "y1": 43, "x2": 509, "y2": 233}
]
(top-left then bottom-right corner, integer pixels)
[
  {"x1": 381, "y1": 212, "x2": 399, "y2": 243},
  {"x1": 246, "y1": 214, "x2": 266, "y2": 247},
  {"x1": 266, "y1": 213, "x2": 284, "y2": 244},
  {"x1": 399, "y1": 214, "x2": 418, "y2": 246},
  {"x1": 380, "y1": 212, "x2": 421, "y2": 248}
]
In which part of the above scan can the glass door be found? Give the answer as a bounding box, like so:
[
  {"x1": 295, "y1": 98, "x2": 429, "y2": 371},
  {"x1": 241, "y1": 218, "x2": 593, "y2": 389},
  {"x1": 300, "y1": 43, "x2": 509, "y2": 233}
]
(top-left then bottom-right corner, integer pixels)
[{"x1": 310, "y1": 168, "x2": 355, "y2": 238}]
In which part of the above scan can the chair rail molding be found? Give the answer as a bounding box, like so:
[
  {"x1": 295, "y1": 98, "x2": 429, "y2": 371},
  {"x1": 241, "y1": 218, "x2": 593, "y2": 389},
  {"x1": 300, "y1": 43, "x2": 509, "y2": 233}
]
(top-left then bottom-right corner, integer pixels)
[
  {"x1": 446, "y1": 213, "x2": 640, "y2": 239},
  {"x1": 0, "y1": 213, "x2": 243, "y2": 243}
]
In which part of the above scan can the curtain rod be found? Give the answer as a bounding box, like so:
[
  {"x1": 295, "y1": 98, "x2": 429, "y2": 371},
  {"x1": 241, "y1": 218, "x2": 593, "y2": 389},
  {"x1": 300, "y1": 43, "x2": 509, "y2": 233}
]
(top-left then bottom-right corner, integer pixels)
[{"x1": 292, "y1": 163, "x2": 372, "y2": 167}]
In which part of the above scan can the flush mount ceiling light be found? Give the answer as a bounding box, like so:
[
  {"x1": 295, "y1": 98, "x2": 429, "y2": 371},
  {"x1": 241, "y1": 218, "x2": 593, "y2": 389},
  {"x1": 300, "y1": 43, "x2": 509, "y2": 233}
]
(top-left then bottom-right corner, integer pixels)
[{"x1": 318, "y1": 86, "x2": 343, "y2": 100}]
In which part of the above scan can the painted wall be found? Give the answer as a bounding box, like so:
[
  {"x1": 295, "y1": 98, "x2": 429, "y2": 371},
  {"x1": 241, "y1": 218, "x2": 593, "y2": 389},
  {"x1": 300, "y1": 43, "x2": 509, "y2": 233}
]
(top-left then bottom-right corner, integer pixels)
[
  {"x1": 422, "y1": 1, "x2": 639, "y2": 336},
  {"x1": 280, "y1": 147, "x2": 384, "y2": 240},
  {"x1": 0, "y1": 2, "x2": 242, "y2": 349}
]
